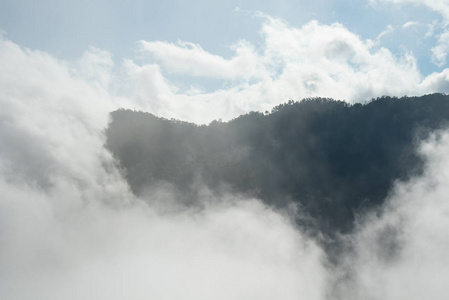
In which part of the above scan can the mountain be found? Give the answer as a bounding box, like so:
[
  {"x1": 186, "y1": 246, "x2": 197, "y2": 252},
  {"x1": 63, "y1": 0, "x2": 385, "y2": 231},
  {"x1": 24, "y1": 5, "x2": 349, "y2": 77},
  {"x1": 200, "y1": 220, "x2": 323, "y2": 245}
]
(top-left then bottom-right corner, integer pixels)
[{"x1": 105, "y1": 93, "x2": 449, "y2": 235}]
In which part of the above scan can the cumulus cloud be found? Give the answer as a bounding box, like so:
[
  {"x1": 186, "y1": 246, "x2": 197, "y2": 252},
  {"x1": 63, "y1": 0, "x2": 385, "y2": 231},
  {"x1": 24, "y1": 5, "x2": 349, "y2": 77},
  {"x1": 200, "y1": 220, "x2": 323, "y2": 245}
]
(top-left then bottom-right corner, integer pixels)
[
  {"x1": 259, "y1": 19, "x2": 422, "y2": 99},
  {"x1": 421, "y1": 67, "x2": 449, "y2": 91},
  {"x1": 131, "y1": 17, "x2": 448, "y2": 123}
]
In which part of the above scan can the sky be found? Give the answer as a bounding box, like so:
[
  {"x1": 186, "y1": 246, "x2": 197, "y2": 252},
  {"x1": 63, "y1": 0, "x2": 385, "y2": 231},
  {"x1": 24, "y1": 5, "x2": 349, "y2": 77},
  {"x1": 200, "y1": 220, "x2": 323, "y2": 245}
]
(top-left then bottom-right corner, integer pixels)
[
  {"x1": 1, "y1": 0, "x2": 449, "y2": 123},
  {"x1": 2, "y1": 1, "x2": 449, "y2": 299},
  {"x1": 0, "y1": 0, "x2": 445, "y2": 70}
]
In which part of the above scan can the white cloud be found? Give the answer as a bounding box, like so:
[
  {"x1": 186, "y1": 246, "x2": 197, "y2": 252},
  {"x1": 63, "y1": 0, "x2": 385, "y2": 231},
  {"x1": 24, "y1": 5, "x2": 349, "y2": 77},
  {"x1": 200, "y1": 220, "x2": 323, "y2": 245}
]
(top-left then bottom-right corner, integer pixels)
[
  {"x1": 73, "y1": 47, "x2": 115, "y2": 90},
  {"x1": 376, "y1": 24, "x2": 395, "y2": 42},
  {"x1": 339, "y1": 130, "x2": 449, "y2": 300},
  {"x1": 0, "y1": 183, "x2": 329, "y2": 300},
  {"x1": 421, "y1": 67, "x2": 449, "y2": 91},
  {"x1": 130, "y1": 18, "x2": 440, "y2": 123},
  {"x1": 139, "y1": 39, "x2": 267, "y2": 80},
  {"x1": 0, "y1": 34, "x2": 329, "y2": 300},
  {"x1": 0, "y1": 38, "x2": 122, "y2": 193},
  {"x1": 432, "y1": 30, "x2": 449, "y2": 65},
  {"x1": 402, "y1": 21, "x2": 421, "y2": 28}
]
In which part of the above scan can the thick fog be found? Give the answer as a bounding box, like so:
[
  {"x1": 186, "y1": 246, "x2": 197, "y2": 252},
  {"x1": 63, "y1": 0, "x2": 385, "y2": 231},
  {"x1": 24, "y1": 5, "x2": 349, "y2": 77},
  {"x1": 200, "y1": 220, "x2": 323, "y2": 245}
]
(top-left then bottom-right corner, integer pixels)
[{"x1": 1, "y1": 33, "x2": 449, "y2": 300}]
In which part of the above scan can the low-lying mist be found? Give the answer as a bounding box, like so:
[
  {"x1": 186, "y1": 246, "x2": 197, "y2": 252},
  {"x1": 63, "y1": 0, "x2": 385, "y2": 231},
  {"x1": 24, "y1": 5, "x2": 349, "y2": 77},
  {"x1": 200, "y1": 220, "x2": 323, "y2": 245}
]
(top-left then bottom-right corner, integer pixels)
[
  {"x1": 1, "y1": 36, "x2": 449, "y2": 300},
  {"x1": 339, "y1": 130, "x2": 449, "y2": 299},
  {"x1": 0, "y1": 99, "x2": 328, "y2": 299},
  {"x1": 2, "y1": 91, "x2": 449, "y2": 300}
]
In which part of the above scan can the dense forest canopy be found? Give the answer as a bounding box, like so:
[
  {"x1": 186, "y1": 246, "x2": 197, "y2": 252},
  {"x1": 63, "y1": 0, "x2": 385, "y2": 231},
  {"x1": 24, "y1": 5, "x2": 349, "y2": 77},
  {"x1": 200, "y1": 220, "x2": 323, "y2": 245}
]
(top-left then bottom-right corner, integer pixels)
[{"x1": 105, "y1": 94, "x2": 449, "y2": 235}]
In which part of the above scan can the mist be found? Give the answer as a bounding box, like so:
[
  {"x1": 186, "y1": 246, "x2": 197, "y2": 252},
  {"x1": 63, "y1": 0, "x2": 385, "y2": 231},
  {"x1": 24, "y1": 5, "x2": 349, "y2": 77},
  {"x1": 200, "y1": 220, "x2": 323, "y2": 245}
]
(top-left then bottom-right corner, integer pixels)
[
  {"x1": 2, "y1": 30, "x2": 449, "y2": 300},
  {"x1": 0, "y1": 35, "x2": 328, "y2": 300},
  {"x1": 339, "y1": 130, "x2": 449, "y2": 300}
]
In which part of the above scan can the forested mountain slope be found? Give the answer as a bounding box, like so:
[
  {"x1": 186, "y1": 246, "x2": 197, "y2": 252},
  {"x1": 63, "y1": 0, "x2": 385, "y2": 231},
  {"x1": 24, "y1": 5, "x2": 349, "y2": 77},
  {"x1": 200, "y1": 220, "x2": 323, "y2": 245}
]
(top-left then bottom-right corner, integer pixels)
[{"x1": 105, "y1": 94, "x2": 449, "y2": 234}]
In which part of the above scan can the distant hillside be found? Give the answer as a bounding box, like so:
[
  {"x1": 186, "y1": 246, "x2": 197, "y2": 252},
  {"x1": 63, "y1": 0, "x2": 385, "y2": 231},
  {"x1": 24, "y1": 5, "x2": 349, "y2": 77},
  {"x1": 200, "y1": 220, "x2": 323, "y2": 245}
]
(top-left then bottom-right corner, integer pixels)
[{"x1": 105, "y1": 94, "x2": 449, "y2": 235}]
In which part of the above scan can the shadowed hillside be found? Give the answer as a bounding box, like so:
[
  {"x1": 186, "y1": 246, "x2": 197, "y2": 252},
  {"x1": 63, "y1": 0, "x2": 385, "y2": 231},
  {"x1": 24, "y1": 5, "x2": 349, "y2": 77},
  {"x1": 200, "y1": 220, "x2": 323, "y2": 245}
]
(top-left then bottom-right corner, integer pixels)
[{"x1": 105, "y1": 94, "x2": 449, "y2": 235}]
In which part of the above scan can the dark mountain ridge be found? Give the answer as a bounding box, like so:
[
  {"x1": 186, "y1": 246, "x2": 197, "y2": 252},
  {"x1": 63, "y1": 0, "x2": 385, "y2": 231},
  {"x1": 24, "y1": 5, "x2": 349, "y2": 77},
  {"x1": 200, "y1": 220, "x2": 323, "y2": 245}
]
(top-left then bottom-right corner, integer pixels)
[{"x1": 105, "y1": 94, "x2": 449, "y2": 235}]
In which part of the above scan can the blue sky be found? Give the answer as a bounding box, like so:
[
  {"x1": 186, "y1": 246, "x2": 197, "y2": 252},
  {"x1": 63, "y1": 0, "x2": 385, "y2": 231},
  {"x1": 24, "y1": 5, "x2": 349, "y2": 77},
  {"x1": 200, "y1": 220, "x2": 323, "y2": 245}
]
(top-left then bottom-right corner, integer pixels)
[
  {"x1": 0, "y1": 0, "x2": 444, "y2": 72},
  {"x1": 1, "y1": 0, "x2": 449, "y2": 122}
]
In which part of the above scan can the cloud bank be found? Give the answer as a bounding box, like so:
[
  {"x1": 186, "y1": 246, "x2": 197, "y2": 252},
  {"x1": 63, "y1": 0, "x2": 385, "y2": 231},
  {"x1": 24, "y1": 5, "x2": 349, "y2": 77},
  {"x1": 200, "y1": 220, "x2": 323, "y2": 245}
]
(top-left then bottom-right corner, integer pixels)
[
  {"x1": 1, "y1": 12, "x2": 449, "y2": 299},
  {"x1": 0, "y1": 35, "x2": 328, "y2": 300}
]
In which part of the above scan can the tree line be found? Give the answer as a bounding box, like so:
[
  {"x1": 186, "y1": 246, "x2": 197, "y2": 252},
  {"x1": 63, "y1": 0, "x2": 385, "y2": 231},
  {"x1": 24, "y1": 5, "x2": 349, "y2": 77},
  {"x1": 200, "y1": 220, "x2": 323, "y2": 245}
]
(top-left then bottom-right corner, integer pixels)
[{"x1": 105, "y1": 93, "x2": 449, "y2": 235}]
